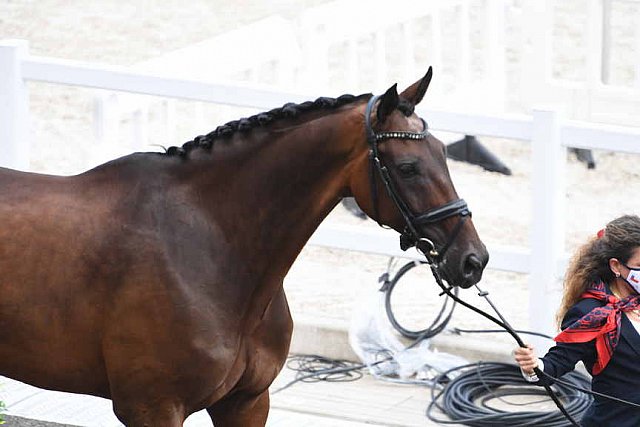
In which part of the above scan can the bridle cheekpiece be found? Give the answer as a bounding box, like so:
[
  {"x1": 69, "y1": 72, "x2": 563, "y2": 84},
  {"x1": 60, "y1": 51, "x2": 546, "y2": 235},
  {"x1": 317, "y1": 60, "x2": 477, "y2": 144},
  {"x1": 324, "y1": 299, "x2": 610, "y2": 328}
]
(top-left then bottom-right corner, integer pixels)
[{"x1": 364, "y1": 94, "x2": 471, "y2": 264}]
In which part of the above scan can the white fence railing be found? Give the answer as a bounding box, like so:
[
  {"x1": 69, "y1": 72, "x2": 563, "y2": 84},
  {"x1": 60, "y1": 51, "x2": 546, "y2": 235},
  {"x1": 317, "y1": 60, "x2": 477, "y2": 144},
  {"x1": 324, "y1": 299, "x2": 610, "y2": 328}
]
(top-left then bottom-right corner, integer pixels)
[
  {"x1": 89, "y1": 0, "x2": 640, "y2": 153},
  {"x1": 301, "y1": 0, "x2": 640, "y2": 125},
  {"x1": 93, "y1": 0, "x2": 504, "y2": 149},
  {"x1": 295, "y1": 0, "x2": 506, "y2": 111},
  {"x1": 94, "y1": 15, "x2": 301, "y2": 147},
  {"x1": 2, "y1": 39, "x2": 640, "y2": 342},
  {"x1": 521, "y1": 0, "x2": 640, "y2": 125}
]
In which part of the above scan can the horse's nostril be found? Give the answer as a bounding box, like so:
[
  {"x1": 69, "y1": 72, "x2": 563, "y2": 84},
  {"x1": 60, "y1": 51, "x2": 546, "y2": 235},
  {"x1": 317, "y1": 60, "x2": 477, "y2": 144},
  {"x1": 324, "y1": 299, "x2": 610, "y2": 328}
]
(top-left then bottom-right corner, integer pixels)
[{"x1": 463, "y1": 254, "x2": 483, "y2": 277}]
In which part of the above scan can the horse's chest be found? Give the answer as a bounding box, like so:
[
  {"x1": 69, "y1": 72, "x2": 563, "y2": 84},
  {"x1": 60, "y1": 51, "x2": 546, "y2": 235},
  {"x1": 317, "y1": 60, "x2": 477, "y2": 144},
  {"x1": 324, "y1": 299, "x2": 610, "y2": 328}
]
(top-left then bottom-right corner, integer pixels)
[{"x1": 235, "y1": 289, "x2": 293, "y2": 392}]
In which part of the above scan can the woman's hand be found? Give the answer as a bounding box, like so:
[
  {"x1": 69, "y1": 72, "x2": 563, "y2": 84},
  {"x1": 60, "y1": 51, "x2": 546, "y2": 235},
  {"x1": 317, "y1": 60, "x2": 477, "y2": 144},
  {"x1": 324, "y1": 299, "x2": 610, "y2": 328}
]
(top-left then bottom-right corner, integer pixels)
[{"x1": 513, "y1": 344, "x2": 538, "y2": 375}]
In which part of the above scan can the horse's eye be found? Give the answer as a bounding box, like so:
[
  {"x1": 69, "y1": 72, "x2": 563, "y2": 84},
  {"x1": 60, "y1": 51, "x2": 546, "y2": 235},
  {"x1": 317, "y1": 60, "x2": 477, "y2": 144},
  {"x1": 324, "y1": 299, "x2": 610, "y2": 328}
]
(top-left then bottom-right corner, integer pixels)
[{"x1": 396, "y1": 162, "x2": 419, "y2": 178}]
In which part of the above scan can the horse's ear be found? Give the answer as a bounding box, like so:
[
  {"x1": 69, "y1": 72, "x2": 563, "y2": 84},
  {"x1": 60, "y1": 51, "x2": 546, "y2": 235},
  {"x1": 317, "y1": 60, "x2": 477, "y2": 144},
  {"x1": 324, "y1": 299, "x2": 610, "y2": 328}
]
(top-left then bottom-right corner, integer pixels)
[
  {"x1": 377, "y1": 83, "x2": 399, "y2": 122},
  {"x1": 400, "y1": 66, "x2": 433, "y2": 106}
]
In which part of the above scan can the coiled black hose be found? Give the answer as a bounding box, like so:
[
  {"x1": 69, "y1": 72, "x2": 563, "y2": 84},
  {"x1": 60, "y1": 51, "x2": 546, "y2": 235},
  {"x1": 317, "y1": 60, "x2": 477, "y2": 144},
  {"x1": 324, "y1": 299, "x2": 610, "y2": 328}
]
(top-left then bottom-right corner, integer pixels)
[{"x1": 426, "y1": 362, "x2": 593, "y2": 427}]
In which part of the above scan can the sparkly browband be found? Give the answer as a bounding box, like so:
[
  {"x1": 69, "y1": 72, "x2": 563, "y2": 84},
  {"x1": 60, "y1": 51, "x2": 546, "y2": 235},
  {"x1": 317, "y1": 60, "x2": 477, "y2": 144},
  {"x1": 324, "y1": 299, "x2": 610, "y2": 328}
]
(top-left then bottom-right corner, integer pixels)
[{"x1": 374, "y1": 119, "x2": 430, "y2": 141}]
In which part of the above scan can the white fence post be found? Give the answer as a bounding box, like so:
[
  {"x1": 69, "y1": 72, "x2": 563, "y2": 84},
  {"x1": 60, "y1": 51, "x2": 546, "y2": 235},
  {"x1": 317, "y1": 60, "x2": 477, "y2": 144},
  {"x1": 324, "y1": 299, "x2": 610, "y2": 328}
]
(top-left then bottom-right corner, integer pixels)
[
  {"x1": 458, "y1": 1, "x2": 470, "y2": 87},
  {"x1": 0, "y1": 39, "x2": 30, "y2": 170},
  {"x1": 581, "y1": 0, "x2": 605, "y2": 119},
  {"x1": 484, "y1": 0, "x2": 506, "y2": 112},
  {"x1": 93, "y1": 91, "x2": 121, "y2": 145},
  {"x1": 529, "y1": 108, "x2": 566, "y2": 353},
  {"x1": 374, "y1": 31, "x2": 386, "y2": 90},
  {"x1": 633, "y1": 1, "x2": 640, "y2": 90},
  {"x1": 299, "y1": 28, "x2": 329, "y2": 93},
  {"x1": 601, "y1": 0, "x2": 612, "y2": 84},
  {"x1": 520, "y1": 0, "x2": 553, "y2": 110},
  {"x1": 401, "y1": 21, "x2": 416, "y2": 84}
]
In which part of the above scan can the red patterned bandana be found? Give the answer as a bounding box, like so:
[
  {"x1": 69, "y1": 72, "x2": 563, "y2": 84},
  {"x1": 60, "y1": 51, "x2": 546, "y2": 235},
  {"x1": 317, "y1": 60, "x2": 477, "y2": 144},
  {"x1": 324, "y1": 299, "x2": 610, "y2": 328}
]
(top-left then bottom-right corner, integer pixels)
[{"x1": 555, "y1": 280, "x2": 640, "y2": 375}]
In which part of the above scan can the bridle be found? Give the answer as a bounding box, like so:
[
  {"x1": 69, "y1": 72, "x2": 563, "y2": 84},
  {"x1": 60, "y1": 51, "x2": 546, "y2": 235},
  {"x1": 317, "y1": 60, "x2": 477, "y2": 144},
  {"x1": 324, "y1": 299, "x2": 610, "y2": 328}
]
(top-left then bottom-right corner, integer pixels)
[
  {"x1": 364, "y1": 94, "x2": 581, "y2": 425},
  {"x1": 364, "y1": 94, "x2": 470, "y2": 263},
  {"x1": 365, "y1": 94, "x2": 609, "y2": 426}
]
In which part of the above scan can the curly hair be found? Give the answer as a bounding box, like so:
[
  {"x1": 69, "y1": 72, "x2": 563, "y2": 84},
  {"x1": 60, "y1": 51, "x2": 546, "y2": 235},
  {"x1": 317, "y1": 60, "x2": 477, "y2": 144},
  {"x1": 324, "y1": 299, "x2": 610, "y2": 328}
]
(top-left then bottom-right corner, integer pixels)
[{"x1": 557, "y1": 214, "x2": 640, "y2": 326}]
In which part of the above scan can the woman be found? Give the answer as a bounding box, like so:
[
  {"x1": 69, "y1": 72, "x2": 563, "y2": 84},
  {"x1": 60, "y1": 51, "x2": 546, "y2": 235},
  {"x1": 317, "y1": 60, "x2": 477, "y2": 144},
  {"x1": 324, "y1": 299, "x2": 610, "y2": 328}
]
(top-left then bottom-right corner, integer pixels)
[{"x1": 514, "y1": 214, "x2": 640, "y2": 426}]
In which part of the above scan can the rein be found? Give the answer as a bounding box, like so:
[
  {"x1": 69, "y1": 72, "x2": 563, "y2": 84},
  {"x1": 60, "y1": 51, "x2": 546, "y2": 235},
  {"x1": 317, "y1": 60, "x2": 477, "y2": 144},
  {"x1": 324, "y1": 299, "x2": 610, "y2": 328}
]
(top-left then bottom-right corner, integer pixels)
[
  {"x1": 364, "y1": 95, "x2": 470, "y2": 261},
  {"x1": 423, "y1": 260, "x2": 582, "y2": 426}
]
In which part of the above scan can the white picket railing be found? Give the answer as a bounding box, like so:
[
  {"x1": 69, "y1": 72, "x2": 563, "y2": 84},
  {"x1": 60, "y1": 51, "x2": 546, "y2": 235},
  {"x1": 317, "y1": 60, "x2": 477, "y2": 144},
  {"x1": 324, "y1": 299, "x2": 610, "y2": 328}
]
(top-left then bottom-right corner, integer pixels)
[
  {"x1": 521, "y1": 0, "x2": 640, "y2": 126},
  {"x1": 92, "y1": 0, "x2": 509, "y2": 151},
  {"x1": 294, "y1": 0, "x2": 505, "y2": 108},
  {"x1": 88, "y1": 0, "x2": 640, "y2": 153},
  {"x1": 94, "y1": 15, "x2": 301, "y2": 147},
  {"x1": 2, "y1": 39, "x2": 640, "y2": 341}
]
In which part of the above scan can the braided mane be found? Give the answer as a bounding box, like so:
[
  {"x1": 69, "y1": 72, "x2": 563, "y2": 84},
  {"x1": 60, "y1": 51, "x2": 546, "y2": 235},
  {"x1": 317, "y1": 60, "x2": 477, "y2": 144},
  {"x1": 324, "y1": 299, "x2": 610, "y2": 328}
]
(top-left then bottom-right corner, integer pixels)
[{"x1": 165, "y1": 93, "x2": 373, "y2": 157}]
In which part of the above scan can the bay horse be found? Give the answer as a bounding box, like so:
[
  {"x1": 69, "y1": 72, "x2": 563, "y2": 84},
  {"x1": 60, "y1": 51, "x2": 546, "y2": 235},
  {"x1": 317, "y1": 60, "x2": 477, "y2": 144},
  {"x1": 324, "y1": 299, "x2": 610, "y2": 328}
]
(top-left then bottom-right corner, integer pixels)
[{"x1": 0, "y1": 69, "x2": 488, "y2": 426}]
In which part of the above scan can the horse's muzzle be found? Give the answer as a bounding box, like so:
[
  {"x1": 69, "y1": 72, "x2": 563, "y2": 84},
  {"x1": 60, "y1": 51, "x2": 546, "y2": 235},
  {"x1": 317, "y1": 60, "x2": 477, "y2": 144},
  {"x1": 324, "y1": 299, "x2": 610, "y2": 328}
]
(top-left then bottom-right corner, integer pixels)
[{"x1": 459, "y1": 252, "x2": 489, "y2": 288}]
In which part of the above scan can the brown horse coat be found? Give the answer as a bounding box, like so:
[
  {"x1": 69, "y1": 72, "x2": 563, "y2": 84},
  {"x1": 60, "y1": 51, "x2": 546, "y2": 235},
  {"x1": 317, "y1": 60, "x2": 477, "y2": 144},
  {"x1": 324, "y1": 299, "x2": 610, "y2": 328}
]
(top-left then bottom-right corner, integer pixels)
[{"x1": 0, "y1": 72, "x2": 487, "y2": 426}]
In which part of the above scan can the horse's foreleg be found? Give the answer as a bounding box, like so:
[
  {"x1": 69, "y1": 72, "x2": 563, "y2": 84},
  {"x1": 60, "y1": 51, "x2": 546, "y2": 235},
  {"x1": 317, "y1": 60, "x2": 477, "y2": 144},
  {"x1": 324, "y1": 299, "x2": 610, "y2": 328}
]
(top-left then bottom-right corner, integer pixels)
[
  {"x1": 111, "y1": 398, "x2": 185, "y2": 427},
  {"x1": 206, "y1": 390, "x2": 269, "y2": 427}
]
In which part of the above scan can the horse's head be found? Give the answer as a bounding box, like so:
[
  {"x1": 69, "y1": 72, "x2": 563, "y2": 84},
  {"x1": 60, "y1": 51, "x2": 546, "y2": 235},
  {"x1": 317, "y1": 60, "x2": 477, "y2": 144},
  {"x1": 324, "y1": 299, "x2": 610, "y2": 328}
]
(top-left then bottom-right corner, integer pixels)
[{"x1": 348, "y1": 68, "x2": 488, "y2": 288}]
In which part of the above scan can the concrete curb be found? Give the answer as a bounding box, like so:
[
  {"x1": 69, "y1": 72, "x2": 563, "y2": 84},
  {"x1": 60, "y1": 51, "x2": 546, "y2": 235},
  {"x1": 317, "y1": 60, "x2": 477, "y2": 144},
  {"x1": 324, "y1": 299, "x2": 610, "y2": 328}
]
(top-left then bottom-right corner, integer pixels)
[
  {"x1": 2, "y1": 415, "x2": 78, "y2": 427},
  {"x1": 289, "y1": 317, "x2": 514, "y2": 364}
]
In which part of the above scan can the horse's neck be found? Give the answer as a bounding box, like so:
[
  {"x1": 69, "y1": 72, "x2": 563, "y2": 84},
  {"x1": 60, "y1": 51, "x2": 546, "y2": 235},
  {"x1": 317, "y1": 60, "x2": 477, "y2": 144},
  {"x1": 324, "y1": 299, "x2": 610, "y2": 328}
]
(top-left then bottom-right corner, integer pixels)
[{"x1": 193, "y1": 115, "x2": 360, "y2": 276}]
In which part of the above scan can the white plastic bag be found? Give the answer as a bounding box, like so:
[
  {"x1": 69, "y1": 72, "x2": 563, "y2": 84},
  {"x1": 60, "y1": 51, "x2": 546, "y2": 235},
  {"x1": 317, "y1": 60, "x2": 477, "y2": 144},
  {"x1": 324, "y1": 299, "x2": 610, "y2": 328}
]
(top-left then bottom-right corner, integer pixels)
[{"x1": 349, "y1": 280, "x2": 467, "y2": 382}]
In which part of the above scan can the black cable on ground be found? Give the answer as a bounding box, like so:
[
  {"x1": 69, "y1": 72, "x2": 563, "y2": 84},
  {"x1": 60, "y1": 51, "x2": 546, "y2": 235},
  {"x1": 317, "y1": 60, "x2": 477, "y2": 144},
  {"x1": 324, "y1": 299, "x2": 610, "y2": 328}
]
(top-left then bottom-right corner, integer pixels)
[
  {"x1": 285, "y1": 354, "x2": 364, "y2": 383},
  {"x1": 426, "y1": 362, "x2": 593, "y2": 427},
  {"x1": 422, "y1": 261, "x2": 582, "y2": 426},
  {"x1": 275, "y1": 258, "x2": 640, "y2": 425},
  {"x1": 382, "y1": 260, "x2": 457, "y2": 339},
  {"x1": 277, "y1": 258, "x2": 455, "y2": 392},
  {"x1": 273, "y1": 355, "x2": 373, "y2": 394}
]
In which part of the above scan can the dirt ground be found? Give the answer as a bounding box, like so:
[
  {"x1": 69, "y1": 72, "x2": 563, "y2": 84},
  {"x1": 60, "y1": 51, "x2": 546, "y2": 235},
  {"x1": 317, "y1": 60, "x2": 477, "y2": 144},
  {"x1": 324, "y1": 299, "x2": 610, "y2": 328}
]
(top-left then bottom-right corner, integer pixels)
[{"x1": 1, "y1": 0, "x2": 639, "y2": 364}]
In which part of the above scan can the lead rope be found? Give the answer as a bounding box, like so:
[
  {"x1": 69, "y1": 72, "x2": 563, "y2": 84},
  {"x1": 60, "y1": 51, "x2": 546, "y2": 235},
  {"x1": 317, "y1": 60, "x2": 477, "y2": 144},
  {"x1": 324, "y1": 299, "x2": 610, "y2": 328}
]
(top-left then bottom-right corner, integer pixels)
[
  {"x1": 422, "y1": 260, "x2": 582, "y2": 426},
  {"x1": 468, "y1": 277, "x2": 640, "y2": 409}
]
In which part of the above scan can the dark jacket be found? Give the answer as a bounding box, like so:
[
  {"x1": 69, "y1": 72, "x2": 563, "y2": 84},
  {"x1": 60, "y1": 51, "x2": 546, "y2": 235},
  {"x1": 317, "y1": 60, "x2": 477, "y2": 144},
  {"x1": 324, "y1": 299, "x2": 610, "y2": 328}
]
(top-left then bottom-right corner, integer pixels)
[{"x1": 541, "y1": 284, "x2": 640, "y2": 426}]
